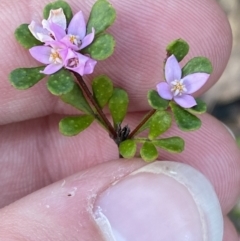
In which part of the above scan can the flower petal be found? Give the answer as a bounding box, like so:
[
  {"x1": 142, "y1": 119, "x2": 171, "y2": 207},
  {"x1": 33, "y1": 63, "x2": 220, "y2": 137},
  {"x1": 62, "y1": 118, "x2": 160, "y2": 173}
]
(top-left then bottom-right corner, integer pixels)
[
  {"x1": 83, "y1": 58, "x2": 97, "y2": 75},
  {"x1": 29, "y1": 46, "x2": 51, "y2": 64},
  {"x1": 156, "y1": 82, "x2": 173, "y2": 100},
  {"x1": 80, "y1": 28, "x2": 95, "y2": 50},
  {"x1": 41, "y1": 63, "x2": 63, "y2": 75},
  {"x1": 68, "y1": 11, "x2": 86, "y2": 39},
  {"x1": 174, "y1": 94, "x2": 197, "y2": 108},
  {"x1": 48, "y1": 8, "x2": 66, "y2": 30},
  {"x1": 182, "y1": 73, "x2": 210, "y2": 94},
  {"x1": 49, "y1": 22, "x2": 66, "y2": 40},
  {"x1": 28, "y1": 21, "x2": 52, "y2": 42},
  {"x1": 165, "y1": 55, "x2": 182, "y2": 83},
  {"x1": 60, "y1": 35, "x2": 79, "y2": 50}
]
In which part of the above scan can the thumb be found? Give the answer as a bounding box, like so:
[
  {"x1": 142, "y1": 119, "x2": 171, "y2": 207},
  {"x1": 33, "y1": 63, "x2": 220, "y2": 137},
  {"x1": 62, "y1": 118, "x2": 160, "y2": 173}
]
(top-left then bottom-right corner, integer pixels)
[{"x1": 0, "y1": 159, "x2": 223, "y2": 240}]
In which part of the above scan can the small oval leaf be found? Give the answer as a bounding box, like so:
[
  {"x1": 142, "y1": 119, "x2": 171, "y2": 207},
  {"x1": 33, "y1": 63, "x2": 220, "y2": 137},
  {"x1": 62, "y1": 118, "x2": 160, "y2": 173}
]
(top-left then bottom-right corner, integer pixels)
[
  {"x1": 9, "y1": 67, "x2": 45, "y2": 89},
  {"x1": 82, "y1": 33, "x2": 115, "y2": 60},
  {"x1": 15, "y1": 24, "x2": 42, "y2": 49},
  {"x1": 166, "y1": 39, "x2": 189, "y2": 62},
  {"x1": 108, "y1": 88, "x2": 129, "y2": 127},
  {"x1": 186, "y1": 98, "x2": 207, "y2": 114},
  {"x1": 87, "y1": 0, "x2": 116, "y2": 35},
  {"x1": 119, "y1": 140, "x2": 137, "y2": 158},
  {"x1": 182, "y1": 57, "x2": 213, "y2": 77},
  {"x1": 92, "y1": 75, "x2": 113, "y2": 108},
  {"x1": 43, "y1": 0, "x2": 73, "y2": 24},
  {"x1": 148, "y1": 90, "x2": 169, "y2": 110},
  {"x1": 140, "y1": 142, "x2": 158, "y2": 162},
  {"x1": 47, "y1": 69, "x2": 75, "y2": 96},
  {"x1": 153, "y1": 137, "x2": 185, "y2": 153},
  {"x1": 60, "y1": 83, "x2": 93, "y2": 115},
  {"x1": 148, "y1": 111, "x2": 172, "y2": 140},
  {"x1": 59, "y1": 115, "x2": 94, "y2": 136},
  {"x1": 170, "y1": 102, "x2": 201, "y2": 131}
]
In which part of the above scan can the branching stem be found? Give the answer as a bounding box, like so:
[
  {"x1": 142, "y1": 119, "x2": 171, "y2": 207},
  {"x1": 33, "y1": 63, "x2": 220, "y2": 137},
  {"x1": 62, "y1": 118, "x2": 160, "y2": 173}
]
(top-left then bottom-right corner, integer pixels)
[
  {"x1": 74, "y1": 72, "x2": 117, "y2": 139},
  {"x1": 128, "y1": 109, "x2": 156, "y2": 138}
]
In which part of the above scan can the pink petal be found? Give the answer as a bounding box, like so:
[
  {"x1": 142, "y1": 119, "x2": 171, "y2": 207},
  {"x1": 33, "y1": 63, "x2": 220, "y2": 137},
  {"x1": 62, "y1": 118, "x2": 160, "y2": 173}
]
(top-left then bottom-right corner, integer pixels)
[
  {"x1": 156, "y1": 82, "x2": 173, "y2": 100},
  {"x1": 174, "y1": 95, "x2": 197, "y2": 108},
  {"x1": 182, "y1": 73, "x2": 210, "y2": 94},
  {"x1": 65, "y1": 52, "x2": 89, "y2": 75},
  {"x1": 83, "y1": 58, "x2": 97, "y2": 75},
  {"x1": 68, "y1": 11, "x2": 86, "y2": 39},
  {"x1": 28, "y1": 21, "x2": 52, "y2": 42},
  {"x1": 46, "y1": 40, "x2": 67, "y2": 49},
  {"x1": 41, "y1": 63, "x2": 63, "y2": 75},
  {"x1": 49, "y1": 22, "x2": 66, "y2": 41},
  {"x1": 165, "y1": 55, "x2": 182, "y2": 83},
  {"x1": 60, "y1": 36, "x2": 79, "y2": 50},
  {"x1": 47, "y1": 8, "x2": 67, "y2": 30},
  {"x1": 80, "y1": 28, "x2": 95, "y2": 50},
  {"x1": 29, "y1": 46, "x2": 51, "y2": 64}
]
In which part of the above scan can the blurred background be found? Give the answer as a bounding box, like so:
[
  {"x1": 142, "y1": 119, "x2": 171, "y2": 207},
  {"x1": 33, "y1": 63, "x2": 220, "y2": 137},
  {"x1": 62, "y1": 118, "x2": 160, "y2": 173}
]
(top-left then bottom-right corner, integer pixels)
[{"x1": 207, "y1": 0, "x2": 240, "y2": 232}]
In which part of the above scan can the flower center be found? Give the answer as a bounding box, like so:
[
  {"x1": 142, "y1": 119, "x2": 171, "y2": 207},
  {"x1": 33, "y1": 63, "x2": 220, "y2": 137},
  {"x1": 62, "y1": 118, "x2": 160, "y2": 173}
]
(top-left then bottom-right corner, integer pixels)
[
  {"x1": 171, "y1": 80, "x2": 187, "y2": 96},
  {"x1": 68, "y1": 35, "x2": 82, "y2": 47},
  {"x1": 67, "y1": 57, "x2": 79, "y2": 68},
  {"x1": 49, "y1": 49, "x2": 62, "y2": 64}
]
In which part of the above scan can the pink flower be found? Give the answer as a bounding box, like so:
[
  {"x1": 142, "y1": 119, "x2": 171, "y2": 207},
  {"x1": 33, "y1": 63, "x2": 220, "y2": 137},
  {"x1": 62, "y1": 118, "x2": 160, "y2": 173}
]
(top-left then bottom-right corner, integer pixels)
[
  {"x1": 28, "y1": 9, "x2": 97, "y2": 76},
  {"x1": 29, "y1": 42, "x2": 96, "y2": 75},
  {"x1": 61, "y1": 11, "x2": 95, "y2": 51},
  {"x1": 156, "y1": 55, "x2": 210, "y2": 108},
  {"x1": 28, "y1": 8, "x2": 66, "y2": 42},
  {"x1": 29, "y1": 45, "x2": 68, "y2": 74},
  {"x1": 65, "y1": 49, "x2": 97, "y2": 76}
]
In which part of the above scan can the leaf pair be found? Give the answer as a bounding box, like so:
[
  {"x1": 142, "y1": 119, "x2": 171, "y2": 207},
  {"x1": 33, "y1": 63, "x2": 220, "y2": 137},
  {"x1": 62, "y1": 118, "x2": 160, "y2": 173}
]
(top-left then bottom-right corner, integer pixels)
[
  {"x1": 166, "y1": 39, "x2": 213, "y2": 76},
  {"x1": 148, "y1": 90, "x2": 206, "y2": 131},
  {"x1": 92, "y1": 75, "x2": 129, "y2": 128},
  {"x1": 119, "y1": 137, "x2": 184, "y2": 162}
]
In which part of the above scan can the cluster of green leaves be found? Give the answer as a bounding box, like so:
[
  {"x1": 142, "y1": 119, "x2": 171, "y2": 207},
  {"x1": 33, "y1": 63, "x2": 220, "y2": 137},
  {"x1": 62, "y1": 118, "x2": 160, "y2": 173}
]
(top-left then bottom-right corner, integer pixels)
[
  {"x1": 119, "y1": 39, "x2": 212, "y2": 162},
  {"x1": 9, "y1": 0, "x2": 119, "y2": 136},
  {"x1": 59, "y1": 74, "x2": 129, "y2": 136},
  {"x1": 9, "y1": 0, "x2": 116, "y2": 90}
]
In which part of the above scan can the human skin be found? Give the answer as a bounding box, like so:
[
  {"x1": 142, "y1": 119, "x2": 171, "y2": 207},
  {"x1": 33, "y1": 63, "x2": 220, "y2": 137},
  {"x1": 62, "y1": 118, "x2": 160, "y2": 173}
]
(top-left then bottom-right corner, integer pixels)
[{"x1": 0, "y1": 0, "x2": 239, "y2": 240}]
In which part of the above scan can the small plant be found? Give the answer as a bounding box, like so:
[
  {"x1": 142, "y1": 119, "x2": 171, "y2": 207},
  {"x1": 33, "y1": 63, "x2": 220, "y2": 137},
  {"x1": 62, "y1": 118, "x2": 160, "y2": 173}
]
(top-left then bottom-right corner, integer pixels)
[{"x1": 9, "y1": 0, "x2": 212, "y2": 162}]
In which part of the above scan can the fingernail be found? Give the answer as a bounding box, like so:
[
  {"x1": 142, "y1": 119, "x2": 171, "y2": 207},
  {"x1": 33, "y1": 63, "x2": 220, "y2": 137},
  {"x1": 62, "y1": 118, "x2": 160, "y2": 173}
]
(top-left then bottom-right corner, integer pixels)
[
  {"x1": 222, "y1": 123, "x2": 236, "y2": 140},
  {"x1": 93, "y1": 161, "x2": 223, "y2": 241}
]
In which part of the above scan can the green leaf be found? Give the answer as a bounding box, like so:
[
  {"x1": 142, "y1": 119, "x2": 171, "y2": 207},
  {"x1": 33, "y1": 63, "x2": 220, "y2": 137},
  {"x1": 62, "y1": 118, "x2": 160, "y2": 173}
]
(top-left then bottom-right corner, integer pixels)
[
  {"x1": 182, "y1": 57, "x2": 213, "y2": 77},
  {"x1": 14, "y1": 24, "x2": 42, "y2": 49},
  {"x1": 92, "y1": 75, "x2": 113, "y2": 108},
  {"x1": 153, "y1": 137, "x2": 185, "y2": 153},
  {"x1": 186, "y1": 98, "x2": 207, "y2": 114},
  {"x1": 59, "y1": 115, "x2": 94, "y2": 136},
  {"x1": 147, "y1": 90, "x2": 169, "y2": 110},
  {"x1": 170, "y1": 102, "x2": 201, "y2": 131},
  {"x1": 47, "y1": 69, "x2": 75, "y2": 96},
  {"x1": 43, "y1": 0, "x2": 73, "y2": 24},
  {"x1": 82, "y1": 33, "x2": 115, "y2": 60},
  {"x1": 140, "y1": 142, "x2": 158, "y2": 162},
  {"x1": 108, "y1": 88, "x2": 129, "y2": 127},
  {"x1": 148, "y1": 111, "x2": 172, "y2": 140},
  {"x1": 9, "y1": 67, "x2": 45, "y2": 89},
  {"x1": 119, "y1": 140, "x2": 137, "y2": 158},
  {"x1": 60, "y1": 83, "x2": 93, "y2": 115},
  {"x1": 166, "y1": 39, "x2": 189, "y2": 62},
  {"x1": 87, "y1": 0, "x2": 116, "y2": 35}
]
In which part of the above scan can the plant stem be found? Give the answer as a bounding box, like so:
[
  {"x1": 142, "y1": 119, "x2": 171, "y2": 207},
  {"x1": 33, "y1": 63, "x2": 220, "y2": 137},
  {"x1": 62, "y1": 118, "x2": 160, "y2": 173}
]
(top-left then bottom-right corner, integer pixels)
[
  {"x1": 128, "y1": 109, "x2": 156, "y2": 138},
  {"x1": 74, "y1": 72, "x2": 117, "y2": 139}
]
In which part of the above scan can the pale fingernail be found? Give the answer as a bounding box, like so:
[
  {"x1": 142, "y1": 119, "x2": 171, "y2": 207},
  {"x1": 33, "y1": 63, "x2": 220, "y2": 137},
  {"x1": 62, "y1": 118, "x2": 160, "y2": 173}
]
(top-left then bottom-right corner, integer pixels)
[
  {"x1": 222, "y1": 123, "x2": 236, "y2": 140},
  {"x1": 93, "y1": 161, "x2": 223, "y2": 241}
]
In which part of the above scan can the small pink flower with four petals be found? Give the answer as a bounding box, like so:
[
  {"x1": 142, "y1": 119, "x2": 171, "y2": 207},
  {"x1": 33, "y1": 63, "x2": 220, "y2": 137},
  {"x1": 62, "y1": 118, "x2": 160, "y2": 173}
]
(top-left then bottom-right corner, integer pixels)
[{"x1": 157, "y1": 55, "x2": 210, "y2": 108}]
